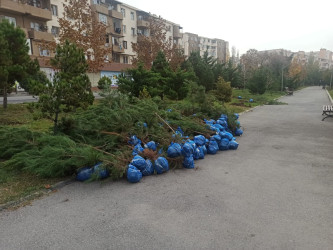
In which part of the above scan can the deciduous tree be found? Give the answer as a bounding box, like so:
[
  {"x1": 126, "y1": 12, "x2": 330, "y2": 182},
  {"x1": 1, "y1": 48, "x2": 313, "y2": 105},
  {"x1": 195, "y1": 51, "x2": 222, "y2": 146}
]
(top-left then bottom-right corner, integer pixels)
[
  {"x1": 58, "y1": 0, "x2": 111, "y2": 72},
  {"x1": 131, "y1": 16, "x2": 184, "y2": 70}
]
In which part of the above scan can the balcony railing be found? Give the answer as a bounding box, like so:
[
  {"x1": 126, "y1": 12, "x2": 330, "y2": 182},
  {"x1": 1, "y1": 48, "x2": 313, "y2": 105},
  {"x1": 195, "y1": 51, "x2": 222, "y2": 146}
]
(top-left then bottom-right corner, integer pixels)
[
  {"x1": 112, "y1": 44, "x2": 124, "y2": 53},
  {"x1": 0, "y1": 0, "x2": 52, "y2": 20},
  {"x1": 91, "y1": 2, "x2": 109, "y2": 15},
  {"x1": 109, "y1": 10, "x2": 122, "y2": 19},
  {"x1": 137, "y1": 19, "x2": 149, "y2": 28},
  {"x1": 28, "y1": 28, "x2": 54, "y2": 41}
]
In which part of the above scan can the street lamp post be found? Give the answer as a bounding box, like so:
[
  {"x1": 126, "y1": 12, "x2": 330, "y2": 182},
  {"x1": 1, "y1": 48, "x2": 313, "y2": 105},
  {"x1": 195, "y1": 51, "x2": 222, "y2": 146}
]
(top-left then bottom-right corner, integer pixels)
[{"x1": 281, "y1": 67, "x2": 285, "y2": 92}]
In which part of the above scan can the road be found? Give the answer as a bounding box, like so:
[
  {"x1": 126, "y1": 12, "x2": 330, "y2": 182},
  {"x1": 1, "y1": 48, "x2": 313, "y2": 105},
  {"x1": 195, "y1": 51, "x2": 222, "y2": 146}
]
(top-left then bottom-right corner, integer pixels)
[
  {"x1": 0, "y1": 92, "x2": 102, "y2": 105},
  {"x1": 1, "y1": 87, "x2": 332, "y2": 250}
]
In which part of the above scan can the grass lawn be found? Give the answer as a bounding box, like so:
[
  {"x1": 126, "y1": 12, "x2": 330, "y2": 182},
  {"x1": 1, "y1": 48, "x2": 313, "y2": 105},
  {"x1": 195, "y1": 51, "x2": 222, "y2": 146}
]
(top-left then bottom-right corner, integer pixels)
[
  {"x1": 0, "y1": 104, "x2": 60, "y2": 206},
  {"x1": 0, "y1": 165, "x2": 67, "y2": 205},
  {"x1": 229, "y1": 89, "x2": 285, "y2": 111}
]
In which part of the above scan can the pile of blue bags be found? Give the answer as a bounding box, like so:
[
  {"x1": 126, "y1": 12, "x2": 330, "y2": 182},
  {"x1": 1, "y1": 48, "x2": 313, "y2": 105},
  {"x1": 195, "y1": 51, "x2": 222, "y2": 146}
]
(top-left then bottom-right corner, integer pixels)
[
  {"x1": 165, "y1": 113, "x2": 243, "y2": 172},
  {"x1": 126, "y1": 136, "x2": 169, "y2": 183},
  {"x1": 78, "y1": 113, "x2": 243, "y2": 183}
]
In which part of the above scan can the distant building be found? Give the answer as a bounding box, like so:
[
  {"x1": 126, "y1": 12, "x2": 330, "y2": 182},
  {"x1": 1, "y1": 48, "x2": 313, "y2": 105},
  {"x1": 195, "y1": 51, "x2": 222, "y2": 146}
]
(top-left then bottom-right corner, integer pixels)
[{"x1": 183, "y1": 33, "x2": 229, "y2": 63}]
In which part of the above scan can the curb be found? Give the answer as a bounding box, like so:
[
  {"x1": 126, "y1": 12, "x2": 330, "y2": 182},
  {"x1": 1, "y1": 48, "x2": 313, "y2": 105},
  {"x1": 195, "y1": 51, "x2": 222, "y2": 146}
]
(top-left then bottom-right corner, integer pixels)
[
  {"x1": 0, "y1": 178, "x2": 75, "y2": 212},
  {"x1": 325, "y1": 89, "x2": 333, "y2": 104}
]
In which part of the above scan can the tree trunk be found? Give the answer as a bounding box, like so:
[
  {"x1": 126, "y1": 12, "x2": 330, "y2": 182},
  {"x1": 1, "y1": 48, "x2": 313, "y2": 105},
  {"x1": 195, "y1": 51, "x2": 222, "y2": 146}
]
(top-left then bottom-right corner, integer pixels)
[
  {"x1": 53, "y1": 110, "x2": 59, "y2": 134},
  {"x1": 3, "y1": 84, "x2": 7, "y2": 109}
]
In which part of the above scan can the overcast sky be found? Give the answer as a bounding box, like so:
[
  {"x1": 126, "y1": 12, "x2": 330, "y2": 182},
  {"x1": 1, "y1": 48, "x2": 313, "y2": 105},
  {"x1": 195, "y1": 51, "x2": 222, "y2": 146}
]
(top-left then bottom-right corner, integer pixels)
[{"x1": 122, "y1": 0, "x2": 333, "y2": 55}]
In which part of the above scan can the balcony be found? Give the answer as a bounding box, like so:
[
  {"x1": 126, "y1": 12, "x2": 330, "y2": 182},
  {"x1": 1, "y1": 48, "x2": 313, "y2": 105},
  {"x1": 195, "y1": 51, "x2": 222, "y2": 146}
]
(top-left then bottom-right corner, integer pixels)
[
  {"x1": 111, "y1": 27, "x2": 123, "y2": 37},
  {"x1": 106, "y1": 26, "x2": 113, "y2": 34},
  {"x1": 91, "y1": 3, "x2": 109, "y2": 15},
  {"x1": 137, "y1": 19, "x2": 149, "y2": 28},
  {"x1": 28, "y1": 28, "x2": 54, "y2": 41},
  {"x1": 109, "y1": 10, "x2": 122, "y2": 19},
  {"x1": 0, "y1": 0, "x2": 52, "y2": 20},
  {"x1": 173, "y1": 25, "x2": 183, "y2": 39},
  {"x1": 112, "y1": 44, "x2": 124, "y2": 53}
]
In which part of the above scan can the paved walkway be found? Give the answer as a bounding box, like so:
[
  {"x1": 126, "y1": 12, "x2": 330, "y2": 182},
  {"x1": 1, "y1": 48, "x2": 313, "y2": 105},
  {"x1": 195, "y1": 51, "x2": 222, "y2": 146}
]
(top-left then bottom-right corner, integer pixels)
[{"x1": 0, "y1": 87, "x2": 332, "y2": 250}]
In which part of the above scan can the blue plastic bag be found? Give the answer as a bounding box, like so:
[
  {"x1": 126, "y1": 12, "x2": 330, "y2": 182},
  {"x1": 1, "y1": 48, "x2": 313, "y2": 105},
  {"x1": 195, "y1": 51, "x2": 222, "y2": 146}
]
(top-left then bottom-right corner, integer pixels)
[
  {"x1": 238, "y1": 96, "x2": 242, "y2": 99},
  {"x1": 212, "y1": 124, "x2": 224, "y2": 131},
  {"x1": 145, "y1": 141, "x2": 157, "y2": 151},
  {"x1": 142, "y1": 159, "x2": 154, "y2": 176},
  {"x1": 131, "y1": 155, "x2": 147, "y2": 171},
  {"x1": 93, "y1": 162, "x2": 109, "y2": 179},
  {"x1": 234, "y1": 113, "x2": 239, "y2": 120},
  {"x1": 208, "y1": 140, "x2": 219, "y2": 154},
  {"x1": 218, "y1": 138, "x2": 229, "y2": 151},
  {"x1": 220, "y1": 114, "x2": 228, "y2": 121},
  {"x1": 187, "y1": 139, "x2": 196, "y2": 149},
  {"x1": 194, "y1": 135, "x2": 206, "y2": 146},
  {"x1": 167, "y1": 142, "x2": 182, "y2": 158},
  {"x1": 234, "y1": 128, "x2": 243, "y2": 136},
  {"x1": 128, "y1": 135, "x2": 141, "y2": 146},
  {"x1": 193, "y1": 146, "x2": 200, "y2": 160},
  {"x1": 127, "y1": 165, "x2": 142, "y2": 183},
  {"x1": 220, "y1": 131, "x2": 233, "y2": 141},
  {"x1": 249, "y1": 98, "x2": 254, "y2": 102},
  {"x1": 132, "y1": 143, "x2": 144, "y2": 156},
  {"x1": 76, "y1": 167, "x2": 93, "y2": 181},
  {"x1": 200, "y1": 145, "x2": 207, "y2": 155},
  {"x1": 228, "y1": 140, "x2": 239, "y2": 150},
  {"x1": 154, "y1": 157, "x2": 169, "y2": 174},
  {"x1": 212, "y1": 134, "x2": 222, "y2": 142},
  {"x1": 207, "y1": 140, "x2": 219, "y2": 154},
  {"x1": 181, "y1": 142, "x2": 194, "y2": 157},
  {"x1": 176, "y1": 126, "x2": 184, "y2": 137},
  {"x1": 198, "y1": 146, "x2": 205, "y2": 159},
  {"x1": 183, "y1": 155, "x2": 195, "y2": 169}
]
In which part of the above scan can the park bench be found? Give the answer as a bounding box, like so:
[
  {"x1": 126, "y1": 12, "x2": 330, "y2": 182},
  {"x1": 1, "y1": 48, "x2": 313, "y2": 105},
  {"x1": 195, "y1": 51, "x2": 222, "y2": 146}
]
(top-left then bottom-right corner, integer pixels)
[
  {"x1": 285, "y1": 87, "x2": 293, "y2": 95},
  {"x1": 322, "y1": 105, "x2": 333, "y2": 121}
]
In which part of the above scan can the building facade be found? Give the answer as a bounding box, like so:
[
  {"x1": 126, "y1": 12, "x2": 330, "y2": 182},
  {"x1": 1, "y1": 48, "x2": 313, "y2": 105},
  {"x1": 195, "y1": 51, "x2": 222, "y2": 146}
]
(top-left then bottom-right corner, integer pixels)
[{"x1": 1, "y1": 0, "x2": 230, "y2": 87}]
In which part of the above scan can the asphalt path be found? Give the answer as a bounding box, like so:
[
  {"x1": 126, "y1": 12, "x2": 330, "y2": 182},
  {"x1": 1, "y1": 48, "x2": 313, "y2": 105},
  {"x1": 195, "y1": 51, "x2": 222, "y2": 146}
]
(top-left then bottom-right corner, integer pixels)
[
  {"x1": 0, "y1": 92, "x2": 102, "y2": 105},
  {"x1": 0, "y1": 87, "x2": 332, "y2": 250}
]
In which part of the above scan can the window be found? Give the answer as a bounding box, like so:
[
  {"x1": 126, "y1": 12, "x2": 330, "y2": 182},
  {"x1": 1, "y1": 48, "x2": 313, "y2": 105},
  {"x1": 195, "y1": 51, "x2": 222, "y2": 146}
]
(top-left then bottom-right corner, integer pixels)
[
  {"x1": 123, "y1": 25, "x2": 126, "y2": 34},
  {"x1": 39, "y1": 47, "x2": 50, "y2": 57},
  {"x1": 123, "y1": 56, "x2": 128, "y2": 64},
  {"x1": 131, "y1": 27, "x2": 135, "y2": 36},
  {"x1": 99, "y1": 13, "x2": 107, "y2": 25},
  {"x1": 121, "y1": 8, "x2": 125, "y2": 17},
  {"x1": 4, "y1": 16, "x2": 16, "y2": 27},
  {"x1": 130, "y1": 12, "x2": 134, "y2": 20},
  {"x1": 51, "y1": 26, "x2": 59, "y2": 37},
  {"x1": 123, "y1": 41, "x2": 127, "y2": 49},
  {"x1": 30, "y1": 22, "x2": 40, "y2": 31},
  {"x1": 51, "y1": 5, "x2": 58, "y2": 16}
]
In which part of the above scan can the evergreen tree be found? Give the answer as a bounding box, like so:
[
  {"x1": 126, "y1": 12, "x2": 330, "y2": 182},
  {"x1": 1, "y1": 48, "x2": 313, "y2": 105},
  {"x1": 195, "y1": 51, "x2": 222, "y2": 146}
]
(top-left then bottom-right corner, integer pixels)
[
  {"x1": 20, "y1": 58, "x2": 50, "y2": 94},
  {"x1": 247, "y1": 68, "x2": 269, "y2": 95},
  {"x1": 185, "y1": 51, "x2": 215, "y2": 91},
  {"x1": 37, "y1": 40, "x2": 94, "y2": 132},
  {"x1": 211, "y1": 77, "x2": 233, "y2": 102},
  {"x1": 118, "y1": 63, "x2": 161, "y2": 98},
  {"x1": 0, "y1": 20, "x2": 31, "y2": 109}
]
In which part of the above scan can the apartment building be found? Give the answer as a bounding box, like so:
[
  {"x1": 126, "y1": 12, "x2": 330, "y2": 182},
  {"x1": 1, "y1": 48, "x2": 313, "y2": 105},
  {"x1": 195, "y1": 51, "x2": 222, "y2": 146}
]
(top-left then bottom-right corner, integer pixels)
[
  {"x1": 0, "y1": 0, "x2": 54, "y2": 57},
  {"x1": 1, "y1": 0, "x2": 230, "y2": 87},
  {"x1": 183, "y1": 32, "x2": 229, "y2": 63},
  {"x1": 292, "y1": 49, "x2": 333, "y2": 70}
]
